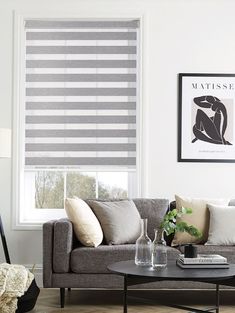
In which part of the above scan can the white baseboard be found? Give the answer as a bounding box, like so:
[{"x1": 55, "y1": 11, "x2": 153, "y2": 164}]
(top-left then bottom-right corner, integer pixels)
[{"x1": 25, "y1": 264, "x2": 43, "y2": 287}]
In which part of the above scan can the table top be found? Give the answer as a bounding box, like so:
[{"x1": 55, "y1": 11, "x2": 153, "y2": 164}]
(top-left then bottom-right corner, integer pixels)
[{"x1": 108, "y1": 260, "x2": 235, "y2": 280}]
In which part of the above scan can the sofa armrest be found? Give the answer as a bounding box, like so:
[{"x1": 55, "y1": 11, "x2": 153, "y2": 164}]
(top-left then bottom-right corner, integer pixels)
[
  {"x1": 43, "y1": 220, "x2": 56, "y2": 287},
  {"x1": 53, "y1": 218, "x2": 73, "y2": 273},
  {"x1": 43, "y1": 218, "x2": 74, "y2": 287}
]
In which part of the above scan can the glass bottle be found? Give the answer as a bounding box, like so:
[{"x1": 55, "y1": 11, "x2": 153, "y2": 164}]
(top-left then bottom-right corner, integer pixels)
[
  {"x1": 135, "y1": 219, "x2": 152, "y2": 266},
  {"x1": 151, "y1": 229, "x2": 167, "y2": 269}
]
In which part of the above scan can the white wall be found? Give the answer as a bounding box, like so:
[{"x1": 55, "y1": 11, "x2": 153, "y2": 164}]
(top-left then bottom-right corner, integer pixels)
[{"x1": 1, "y1": 0, "x2": 235, "y2": 267}]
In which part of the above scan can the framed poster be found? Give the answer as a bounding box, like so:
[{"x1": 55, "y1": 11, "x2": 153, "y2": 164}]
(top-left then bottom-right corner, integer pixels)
[{"x1": 178, "y1": 73, "x2": 235, "y2": 162}]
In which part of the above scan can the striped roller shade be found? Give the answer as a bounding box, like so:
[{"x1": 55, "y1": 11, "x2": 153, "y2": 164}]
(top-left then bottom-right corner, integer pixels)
[{"x1": 24, "y1": 19, "x2": 139, "y2": 168}]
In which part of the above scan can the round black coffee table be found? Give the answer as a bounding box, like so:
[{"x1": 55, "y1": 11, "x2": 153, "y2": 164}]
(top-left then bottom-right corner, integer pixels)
[{"x1": 108, "y1": 260, "x2": 235, "y2": 313}]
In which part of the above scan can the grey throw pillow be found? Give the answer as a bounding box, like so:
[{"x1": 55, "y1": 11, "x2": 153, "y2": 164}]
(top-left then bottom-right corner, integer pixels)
[{"x1": 88, "y1": 200, "x2": 141, "y2": 245}]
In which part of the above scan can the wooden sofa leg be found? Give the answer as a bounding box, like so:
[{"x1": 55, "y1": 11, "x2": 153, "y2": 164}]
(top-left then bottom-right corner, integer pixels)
[{"x1": 60, "y1": 288, "x2": 65, "y2": 308}]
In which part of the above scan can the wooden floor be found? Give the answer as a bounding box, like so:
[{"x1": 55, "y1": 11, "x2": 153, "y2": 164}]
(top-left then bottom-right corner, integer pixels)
[{"x1": 31, "y1": 289, "x2": 235, "y2": 313}]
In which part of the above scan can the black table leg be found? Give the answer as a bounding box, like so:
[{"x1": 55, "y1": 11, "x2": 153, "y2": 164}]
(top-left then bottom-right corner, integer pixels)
[
  {"x1": 216, "y1": 284, "x2": 220, "y2": 313},
  {"x1": 123, "y1": 275, "x2": 127, "y2": 313},
  {"x1": 60, "y1": 288, "x2": 65, "y2": 308}
]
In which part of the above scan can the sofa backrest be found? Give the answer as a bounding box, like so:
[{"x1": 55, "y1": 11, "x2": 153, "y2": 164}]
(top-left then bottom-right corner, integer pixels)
[
  {"x1": 132, "y1": 198, "x2": 169, "y2": 240},
  {"x1": 85, "y1": 198, "x2": 169, "y2": 241}
]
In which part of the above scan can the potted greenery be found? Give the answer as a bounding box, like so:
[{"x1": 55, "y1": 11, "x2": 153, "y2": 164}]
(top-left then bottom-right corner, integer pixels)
[
  {"x1": 152, "y1": 207, "x2": 202, "y2": 269},
  {"x1": 160, "y1": 207, "x2": 202, "y2": 238}
]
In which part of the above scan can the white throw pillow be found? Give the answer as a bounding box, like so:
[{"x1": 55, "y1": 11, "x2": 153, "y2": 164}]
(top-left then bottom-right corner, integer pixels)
[
  {"x1": 171, "y1": 195, "x2": 229, "y2": 246},
  {"x1": 206, "y1": 204, "x2": 235, "y2": 245},
  {"x1": 65, "y1": 198, "x2": 103, "y2": 247}
]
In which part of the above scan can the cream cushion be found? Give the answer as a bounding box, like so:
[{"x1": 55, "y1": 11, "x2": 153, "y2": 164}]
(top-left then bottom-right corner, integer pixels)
[
  {"x1": 206, "y1": 204, "x2": 235, "y2": 245},
  {"x1": 65, "y1": 198, "x2": 103, "y2": 247},
  {"x1": 171, "y1": 195, "x2": 229, "y2": 246}
]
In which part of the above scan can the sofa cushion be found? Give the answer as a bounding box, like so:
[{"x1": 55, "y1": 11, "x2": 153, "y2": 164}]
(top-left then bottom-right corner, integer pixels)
[
  {"x1": 171, "y1": 195, "x2": 229, "y2": 246},
  {"x1": 70, "y1": 244, "x2": 180, "y2": 274},
  {"x1": 65, "y1": 198, "x2": 103, "y2": 247},
  {"x1": 132, "y1": 198, "x2": 169, "y2": 240},
  {"x1": 206, "y1": 204, "x2": 235, "y2": 245},
  {"x1": 87, "y1": 200, "x2": 141, "y2": 245}
]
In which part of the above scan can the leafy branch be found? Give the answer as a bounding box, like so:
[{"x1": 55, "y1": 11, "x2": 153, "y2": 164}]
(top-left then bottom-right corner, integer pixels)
[{"x1": 160, "y1": 207, "x2": 202, "y2": 238}]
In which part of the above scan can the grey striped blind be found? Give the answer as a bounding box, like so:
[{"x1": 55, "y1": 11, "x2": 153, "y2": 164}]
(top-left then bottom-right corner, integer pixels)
[{"x1": 24, "y1": 19, "x2": 139, "y2": 168}]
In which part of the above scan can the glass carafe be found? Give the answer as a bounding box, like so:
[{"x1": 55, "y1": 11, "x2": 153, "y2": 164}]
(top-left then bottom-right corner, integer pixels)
[
  {"x1": 135, "y1": 219, "x2": 152, "y2": 266},
  {"x1": 151, "y1": 229, "x2": 167, "y2": 269}
]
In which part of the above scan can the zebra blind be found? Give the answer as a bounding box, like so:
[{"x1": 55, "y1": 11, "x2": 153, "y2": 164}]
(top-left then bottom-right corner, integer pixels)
[{"x1": 24, "y1": 19, "x2": 139, "y2": 169}]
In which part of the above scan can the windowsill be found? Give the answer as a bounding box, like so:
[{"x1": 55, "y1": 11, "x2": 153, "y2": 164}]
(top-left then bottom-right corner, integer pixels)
[
  {"x1": 13, "y1": 222, "x2": 43, "y2": 231},
  {"x1": 13, "y1": 208, "x2": 67, "y2": 230}
]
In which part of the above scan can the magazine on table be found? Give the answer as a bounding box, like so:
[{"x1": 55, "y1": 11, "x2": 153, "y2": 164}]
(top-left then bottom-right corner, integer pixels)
[
  {"x1": 178, "y1": 254, "x2": 227, "y2": 264},
  {"x1": 176, "y1": 259, "x2": 229, "y2": 269}
]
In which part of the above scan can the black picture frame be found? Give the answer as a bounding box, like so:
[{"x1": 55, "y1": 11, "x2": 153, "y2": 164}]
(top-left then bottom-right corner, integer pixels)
[{"x1": 178, "y1": 73, "x2": 235, "y2": 163}]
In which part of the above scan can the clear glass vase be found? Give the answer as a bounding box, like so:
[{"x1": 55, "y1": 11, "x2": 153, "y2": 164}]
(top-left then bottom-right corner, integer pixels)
[
  {"x1": 135, "y1": 219, "x2": 152, "y2": 266},
  {"x1": 151, "y1": 229, "x2": 167, "y2": 269}
]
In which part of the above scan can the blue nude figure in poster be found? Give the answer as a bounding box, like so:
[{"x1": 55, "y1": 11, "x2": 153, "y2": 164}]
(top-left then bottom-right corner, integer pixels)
[{"x1": 192, "y1": 95, "x2": 232, "y2": 145}]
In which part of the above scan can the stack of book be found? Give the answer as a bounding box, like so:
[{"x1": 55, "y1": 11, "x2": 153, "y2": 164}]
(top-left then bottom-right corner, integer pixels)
[{"x1": 176, "y1": 254, "x2": 229, "y2": 269}]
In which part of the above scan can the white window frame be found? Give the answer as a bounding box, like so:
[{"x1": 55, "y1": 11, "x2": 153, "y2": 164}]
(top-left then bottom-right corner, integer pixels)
[{"x1": 12, "y1": 11, "x2": 144, "y2": 230}]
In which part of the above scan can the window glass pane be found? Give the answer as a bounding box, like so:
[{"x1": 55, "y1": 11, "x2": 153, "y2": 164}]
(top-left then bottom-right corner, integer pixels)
[
  {"x1": 66, "y1": 172, "x2": 96, "y2": 199},
  {"x1": 97, "y1": 172, "x2": 128, "y2": 199},
  {"x1": 35, "y1": 171, "x2": 64, "y2": 209}
]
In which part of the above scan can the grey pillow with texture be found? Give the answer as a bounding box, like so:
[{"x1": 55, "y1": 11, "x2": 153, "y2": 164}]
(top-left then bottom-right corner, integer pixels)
[
  {"x1": 88, "y1": 200, "x2": 141, "y2": 245},
  {"x1": 133, "y1": 198, "x2": 169, "y2": 240}
]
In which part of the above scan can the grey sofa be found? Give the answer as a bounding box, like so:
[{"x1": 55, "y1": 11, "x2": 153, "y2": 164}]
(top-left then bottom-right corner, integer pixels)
[{"x1": 43, "y1": 198, "x2": 235, "y2": 308}]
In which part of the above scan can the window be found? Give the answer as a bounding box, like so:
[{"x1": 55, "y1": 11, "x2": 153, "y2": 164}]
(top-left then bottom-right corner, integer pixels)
[{"x1": 14, "y1": 17, "x2": 141, "y2": 228}]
